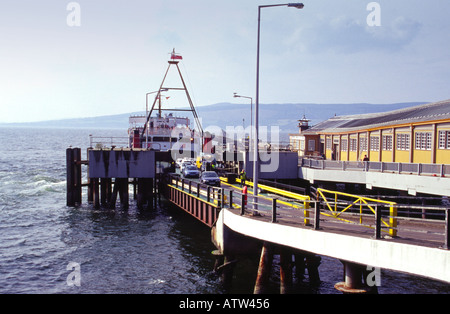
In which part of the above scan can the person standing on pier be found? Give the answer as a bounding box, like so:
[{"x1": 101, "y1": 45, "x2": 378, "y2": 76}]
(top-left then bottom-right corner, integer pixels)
[
  {"x1": 363, "y1": 155, "x2": 369, "y2": 171},
  {"x1": 240, "y1": 169, "x2": 246, "y2": 187}
]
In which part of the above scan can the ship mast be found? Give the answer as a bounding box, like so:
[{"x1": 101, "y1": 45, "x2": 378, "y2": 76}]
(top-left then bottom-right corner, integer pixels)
[{"x1": 142, "y1": 49, "x2": 203, "y2": 138}]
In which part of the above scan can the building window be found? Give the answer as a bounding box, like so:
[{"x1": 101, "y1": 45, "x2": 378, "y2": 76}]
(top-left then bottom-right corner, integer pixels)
[
  {"x1": 415, "y1": 132, "x2": 432, "y2": 150},
  {"x1": 326, "y1": 137, "x2": 331, "y2": 150},
  {"x1": 308, "y1": 139, "x2": 315, "y2": 151},
  {"x1": 341, "y1": 139, "x2": 348, "y2": 152},
  {"x1": 448, "y1": 132, "x2": 450, "y2": 149},
  {"x1": 439, "y1": 130, "x2": 450, "y2": 149},
  {"x1": 359, "y1": 137, "x2": 367, "y2": 151},
  {"x1": 370, "y1": 136, "x2": 379, "y2": 151},
  {"x1": 396, "y1": 133, "x2": 410, "y2": 151},
  {"x1": 350, "y1": 138, "x2": 357, "y2": 152},
  {"x1": 382, "y1": 135, "x2": 392, "y2": 151}
]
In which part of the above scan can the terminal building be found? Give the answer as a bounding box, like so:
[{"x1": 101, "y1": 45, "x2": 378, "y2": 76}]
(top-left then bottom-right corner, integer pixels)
[{"x1": 290, "y1": 99, "x2": 450, "y2": 165}]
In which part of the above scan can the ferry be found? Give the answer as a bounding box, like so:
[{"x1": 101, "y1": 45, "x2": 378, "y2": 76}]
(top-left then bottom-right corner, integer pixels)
[
  {"x1": 128, "y1": 49, "x2": 204, "y2": 159},
  {"x1": 128, "y1": 113, "x2": 201, "y2": 153}
]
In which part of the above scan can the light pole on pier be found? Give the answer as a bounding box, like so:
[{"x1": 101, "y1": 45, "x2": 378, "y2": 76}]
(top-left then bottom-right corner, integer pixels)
[
  {"x1": 233, "y1": 92, "x2": 253, "y2": 146},
  {"x1": 254, "y1": 3, "x2": 304, "y2": 198}
]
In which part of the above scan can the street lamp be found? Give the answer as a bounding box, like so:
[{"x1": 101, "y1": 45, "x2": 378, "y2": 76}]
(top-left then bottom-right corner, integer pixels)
[
  {"x1": 233, "y1": 92, "x2": 253, "y2": 147},
  {"x1": 254, "y1": 3, "x2": 304, "y2": 199}
]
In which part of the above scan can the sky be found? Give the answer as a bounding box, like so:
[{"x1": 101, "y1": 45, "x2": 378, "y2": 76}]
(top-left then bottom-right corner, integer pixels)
[{"x1": 0, "y1": 0, "x2": 449, "y2": 123}]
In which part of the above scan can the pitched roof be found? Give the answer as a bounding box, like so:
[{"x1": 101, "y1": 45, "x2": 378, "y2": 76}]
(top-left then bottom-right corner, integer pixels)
[{"x1": 303, "y1": 99, "x2": 450, "y2": 134}]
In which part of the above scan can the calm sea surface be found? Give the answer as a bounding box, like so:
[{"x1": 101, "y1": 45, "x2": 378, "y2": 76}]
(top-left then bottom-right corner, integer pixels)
[{"x1": 0, "y1": 127, "x2": 449, "y2": 294}]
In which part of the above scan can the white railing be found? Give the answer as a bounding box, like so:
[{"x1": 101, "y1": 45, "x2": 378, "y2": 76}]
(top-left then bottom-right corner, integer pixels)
[
  {"x1": 300, "y1": 158, "x2": 449, "y2": 177},
  {"x1": 89, "y1": 136, "x2": 130, "y2": 149}
]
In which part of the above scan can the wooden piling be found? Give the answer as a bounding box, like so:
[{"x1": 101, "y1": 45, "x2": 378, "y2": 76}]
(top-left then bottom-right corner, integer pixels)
[
  {"x1": 305, "y1": 254, "x2": 321, "y2": 284},
  {"x1": 280, "y1": 250, "x2": 293, "y2": 294},
  {"x1": 66, "y1": 148, "x2": 82, "y2": 206},
  {"x1": 92, "y1": 178, "x2": 100, "y2": 209},
  {"x1": 137, "y1": 178, "x2": 154, "y2": 209},
  {"x1": 254, "y1": 242, "x2": 274, "y2": 294},
  {"x1": 118, "y1": 178, "x2": 129, "y2": 209},
  {"x1": 294, "y1": 253, "x2": 306, "y2": 280}
]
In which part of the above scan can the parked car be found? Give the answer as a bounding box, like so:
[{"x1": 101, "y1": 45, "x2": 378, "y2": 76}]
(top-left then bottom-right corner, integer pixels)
[
  {"x1": 200, "y1": 171, "x2": 221, "y2": 186},
  {"x1": 183, "y1": 165, "x2": 200, "y2": 178}
]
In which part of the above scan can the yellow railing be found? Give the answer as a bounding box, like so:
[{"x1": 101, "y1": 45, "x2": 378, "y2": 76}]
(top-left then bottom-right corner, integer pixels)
[
  {"x1": 233, "y1": 177, "x2": 311, "y2": 224},
  {"x1": 316, "y1": 188, "x2": 397, "y2": 237}
]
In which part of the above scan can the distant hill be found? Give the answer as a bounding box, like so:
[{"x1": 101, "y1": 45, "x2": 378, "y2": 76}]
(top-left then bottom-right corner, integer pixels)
[{"x1": 0, "y1": 102, "x2": 427, "y2": 132}]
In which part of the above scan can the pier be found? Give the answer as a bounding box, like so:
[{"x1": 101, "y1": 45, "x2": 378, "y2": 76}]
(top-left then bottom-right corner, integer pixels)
[{"x1": 67, "y1": 145, "x2": 450, "y2": 293}]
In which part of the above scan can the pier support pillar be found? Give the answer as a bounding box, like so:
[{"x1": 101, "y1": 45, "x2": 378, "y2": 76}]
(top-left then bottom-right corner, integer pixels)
[
  {"x1": 109, "y1": 178, "x2": 129, "y2": 209},
  {"x1": 253, "y1": 242, "x2": 274, "y2": 294},
  {"x1": 335, "y1": 261, "x2": 374, "y2": 294},
  {"x1": 294, "y1": 253, "x2": 306, "y2": 280},
  {"x1": 305, "y1": 254, "x2": 321, "y2": 284},
  {"x1": 66, "y1": 148, "x2": 82, "y2": 206},
  {"x1": 100, "y1": 178, "x2": 112, "y2": 206},
  {"x1": 92, "y1": 178, "x2": 100, "y2": 209},
  {"x1": 137, "y1": 178, "x2": 154, "y2": 210},
  {"x1": 280, "y1": 250, "x2": 293, "y2": 294}
]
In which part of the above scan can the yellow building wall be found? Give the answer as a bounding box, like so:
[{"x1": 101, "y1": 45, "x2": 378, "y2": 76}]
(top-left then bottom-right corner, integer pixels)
[
  {"x1": 381, "y1": 150, "x2": 392, "y2": 162},
  {"x1": 436, "y1": 150, "x2": 450, "y2": 164},
  {"x1": 340, "y1": 151, "x2": 348, "y2": 161},
  {"x1": 413, "y1": 150, "x2": 432, "y2": 164},
  {"x1": 395, "y1": 150, "x2": 410, "y2": 163},
  {"x1": 370, "y1": 151, "x2": 380, "y2": 162}
]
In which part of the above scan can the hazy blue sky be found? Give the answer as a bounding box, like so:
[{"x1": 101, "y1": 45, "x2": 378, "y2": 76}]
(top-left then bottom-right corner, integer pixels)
[{"x1": 0, "y1": 0, "x2": 449, "y2": 122}]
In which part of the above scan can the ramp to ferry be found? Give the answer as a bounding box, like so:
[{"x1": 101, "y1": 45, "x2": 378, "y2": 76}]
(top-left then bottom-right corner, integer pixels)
[{"x1": 163, "y1": 173, "x2": 450, "y2": 286}]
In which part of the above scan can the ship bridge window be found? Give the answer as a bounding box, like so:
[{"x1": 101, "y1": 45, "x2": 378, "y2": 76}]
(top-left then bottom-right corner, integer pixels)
[{"x1": 153, "y1": 137, "x2": 170, "y2": 142}]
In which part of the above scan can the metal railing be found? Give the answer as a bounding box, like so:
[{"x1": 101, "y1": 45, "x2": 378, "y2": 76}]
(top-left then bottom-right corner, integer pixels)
[
  {"x1": 316, "y1": 188, "x2": 397, "y2": 237},
  {"x1": 89, "y1": 135, "x2": 129, "y2": 149},
  {"x1": 300, "y1": 158, "x2": 449, "y2": 177},
  {"x1": 165, "y1": 173, "x2": 450, "y2": 249},
  {"x1": 169, "y1": 175, "x2": 225, "y2": 207},
  {"x1": 232, "y1": 195, "x2": 450, "y2": 249}
]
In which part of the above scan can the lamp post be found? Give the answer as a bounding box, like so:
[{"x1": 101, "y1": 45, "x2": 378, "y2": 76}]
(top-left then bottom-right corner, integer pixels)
[
  {"x1": 233, "y1": 92, "x2": 253, "y2": 147},
  {"x1": 254, "y1": 3, "x2": 304, "y2": 198}
]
